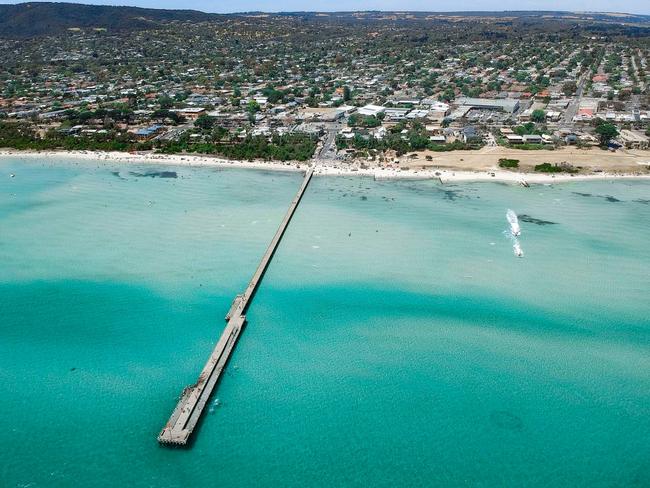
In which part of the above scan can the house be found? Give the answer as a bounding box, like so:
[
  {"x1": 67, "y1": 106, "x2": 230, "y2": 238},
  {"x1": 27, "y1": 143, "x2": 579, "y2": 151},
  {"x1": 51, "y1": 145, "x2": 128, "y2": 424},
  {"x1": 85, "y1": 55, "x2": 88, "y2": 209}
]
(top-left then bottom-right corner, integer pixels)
[
  {"x1": 39, "y1": 109, "x2": 69, "y2": 120},
  {"x1": 618, "y1": 130, "x2": 649, "y2": 149},
  {"x1": 373, "y1": 127, "x2": 387, "y2": 139},
  {"x1": 384, "y1": 108, "x2": 409, "y2": 120},
  {"x1": 405, "y1": 109, "x2": 429, "y2": 119},
  {"x1": 565, "y1": 134, "x2": 578, "y2": 145},
  {"x1": 425, "y1": 124, "x2": 443, "y2": 135},
  {"x1": 573, "y1": 108, "x2": 594, "y2": 122},
  {"x1": 339, "y1": 127, "x2": 355, "y2": 139},
  {"x1": 170, "y1": 107, "x2": 206, "y2": 120},
  {"x1": 578, "y1": 134, "x2": 599, "y2": 146},
  {"x1": 505, "y1": 134, "x2": 524, "y2": 144},
  {"x1": 545, "y1": 110, "x2": 561, "y2": 121},
  {"x1": 395, "y1": 98, "x2": 421, "y2": 105},
  {"x1": 460, "y1": 126, "x2": 480, "y2": 143},
  {"x1": 519, "y1": 102, "x2": 546, "y2": 121},
  {"x1": 422, "y1": 100, "x2": 450, "y2": 113},
  {"x1": 523, "y1": 134, "x2": 542, "y2": 144},
  {"x1": 427, "y1": 110, "x2": 448, "y2": 123},
  {"x1": 541, "y1": 134, "x2": 555, "y2": 145}
]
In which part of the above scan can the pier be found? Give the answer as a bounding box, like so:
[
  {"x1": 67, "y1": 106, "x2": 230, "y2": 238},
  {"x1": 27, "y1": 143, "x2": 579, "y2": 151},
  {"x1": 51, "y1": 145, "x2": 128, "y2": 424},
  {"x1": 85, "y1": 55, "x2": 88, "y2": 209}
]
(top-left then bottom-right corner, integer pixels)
[{"x1": 158, "y1": 166, "x2": 314, "y2": 446}]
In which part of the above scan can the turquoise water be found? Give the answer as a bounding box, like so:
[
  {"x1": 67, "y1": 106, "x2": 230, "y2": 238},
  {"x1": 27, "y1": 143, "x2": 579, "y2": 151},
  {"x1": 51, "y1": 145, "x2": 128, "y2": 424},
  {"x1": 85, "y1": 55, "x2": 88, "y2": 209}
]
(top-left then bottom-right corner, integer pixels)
[{"x1": 1, "y1": 157, "x2": 649, "y2": 487}]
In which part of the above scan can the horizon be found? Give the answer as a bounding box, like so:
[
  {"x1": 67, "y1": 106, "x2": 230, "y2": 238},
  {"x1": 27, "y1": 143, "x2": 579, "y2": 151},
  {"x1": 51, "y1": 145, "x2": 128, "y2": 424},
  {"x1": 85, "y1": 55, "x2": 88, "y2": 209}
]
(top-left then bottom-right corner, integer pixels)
[{"x1": 0, "y1": 0, "x2": 648, "y2": 16}]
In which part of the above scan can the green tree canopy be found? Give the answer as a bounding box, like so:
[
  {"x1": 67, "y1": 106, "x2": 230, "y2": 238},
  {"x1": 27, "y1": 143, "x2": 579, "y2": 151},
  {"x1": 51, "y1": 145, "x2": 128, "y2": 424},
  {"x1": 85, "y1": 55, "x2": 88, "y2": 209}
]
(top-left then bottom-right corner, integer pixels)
[
  {"x1": 531, "y1": 109, "x2": 546, "y2": 123},
  {"x1": 595, "y1": 122, "x2": 619, "y2": 146}
]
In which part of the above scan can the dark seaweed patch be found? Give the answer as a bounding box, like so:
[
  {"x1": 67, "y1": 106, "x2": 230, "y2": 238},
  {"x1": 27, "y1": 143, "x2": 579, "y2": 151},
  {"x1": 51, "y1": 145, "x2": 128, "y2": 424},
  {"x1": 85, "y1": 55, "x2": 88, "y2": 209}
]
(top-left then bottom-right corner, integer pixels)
[
  {"x1": 572, "y1": 191, "x2": 621, "y2": 203},
  {"x1": 490, "y1": 411, "x2": 524, "y2": 430},
  {"x1": 440, "y1": 189, "x2": 465, "y2": 201},
  {"x1": 129, "y1": 171, "x2": 177, "y2": 178},
  {"x1": 519, "y1": 214, "x2": 558, "y2": 226},
  {"x1": 360, "y1": 196, "x2": 368, "y2": 201}
]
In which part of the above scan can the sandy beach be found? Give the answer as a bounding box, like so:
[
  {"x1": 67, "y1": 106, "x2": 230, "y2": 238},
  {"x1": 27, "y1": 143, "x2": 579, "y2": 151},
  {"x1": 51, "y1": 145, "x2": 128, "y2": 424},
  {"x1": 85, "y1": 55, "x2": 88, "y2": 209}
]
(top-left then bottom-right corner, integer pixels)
[
  {"x1": 0, "y1": 149, "x2": 306, "y2": 173},
  {"x1": 1, "y1": 148, "x2": 649, "y2": 184},
  {"x1": 398, "y1": 146, "x2": 650, "y2": 173}
]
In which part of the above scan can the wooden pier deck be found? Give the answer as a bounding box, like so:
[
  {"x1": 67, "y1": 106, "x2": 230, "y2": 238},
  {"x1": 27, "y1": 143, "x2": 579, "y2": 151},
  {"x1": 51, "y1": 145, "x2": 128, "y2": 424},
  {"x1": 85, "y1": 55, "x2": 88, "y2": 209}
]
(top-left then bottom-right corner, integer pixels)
[{"x1": 158, "y1": 166, "x2": 314, "y2": 446}]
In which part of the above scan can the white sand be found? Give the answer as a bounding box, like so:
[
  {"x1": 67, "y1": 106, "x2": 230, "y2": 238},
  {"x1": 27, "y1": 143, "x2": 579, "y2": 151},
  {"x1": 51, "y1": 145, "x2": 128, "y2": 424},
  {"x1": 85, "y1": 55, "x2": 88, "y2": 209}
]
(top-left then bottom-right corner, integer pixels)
[
  {"x1": 314, "y1": 164, "x2": 650, "y2": 184},
  {"x1": 0, "y1": 149, "x2": 305, "y2": 173}
]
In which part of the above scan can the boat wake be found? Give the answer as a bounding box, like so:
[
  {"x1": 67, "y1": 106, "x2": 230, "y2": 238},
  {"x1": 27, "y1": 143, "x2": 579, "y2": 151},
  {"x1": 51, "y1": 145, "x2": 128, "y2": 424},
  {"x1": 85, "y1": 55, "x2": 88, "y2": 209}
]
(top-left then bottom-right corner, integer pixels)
[
  {"x1": 506, "y1": 209, "x2": 521, "y2": 236},
  {"x1": 505, "y1": 209, "x2": 524, "y2": 258}
]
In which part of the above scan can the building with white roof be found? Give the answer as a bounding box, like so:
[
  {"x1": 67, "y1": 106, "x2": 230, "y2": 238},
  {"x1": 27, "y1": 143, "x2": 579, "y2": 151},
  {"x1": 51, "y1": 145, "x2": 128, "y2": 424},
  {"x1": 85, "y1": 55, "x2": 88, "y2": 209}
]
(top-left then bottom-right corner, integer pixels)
[{"x1": 358, "y1": 104, "x2": 385, "y2": 117}]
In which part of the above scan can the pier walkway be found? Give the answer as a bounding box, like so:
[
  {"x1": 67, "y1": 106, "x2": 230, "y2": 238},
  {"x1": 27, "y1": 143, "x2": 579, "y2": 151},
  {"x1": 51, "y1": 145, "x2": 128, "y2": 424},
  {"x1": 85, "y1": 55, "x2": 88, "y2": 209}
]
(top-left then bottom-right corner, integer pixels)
[{"x1": 158, "y1": 166, "x2": 314, "y2": 445}]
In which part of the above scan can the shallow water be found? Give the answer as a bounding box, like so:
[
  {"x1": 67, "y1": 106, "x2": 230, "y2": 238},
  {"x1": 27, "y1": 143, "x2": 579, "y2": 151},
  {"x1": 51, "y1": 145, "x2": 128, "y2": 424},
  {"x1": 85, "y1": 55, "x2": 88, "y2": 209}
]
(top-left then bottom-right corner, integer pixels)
[{"x1": 1, "y1": 158, "x2": 649, "y2": 487}]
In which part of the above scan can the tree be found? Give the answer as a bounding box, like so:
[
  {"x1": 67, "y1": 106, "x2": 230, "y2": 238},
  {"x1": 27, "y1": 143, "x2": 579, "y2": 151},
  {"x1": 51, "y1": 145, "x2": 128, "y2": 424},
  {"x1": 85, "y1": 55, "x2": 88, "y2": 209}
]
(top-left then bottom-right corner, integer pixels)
[
  {"x1": 439, "y1": 87, "x2": 455, "y2": 102},
  {"x1": 152, "y1": 109, "x2": 181, "y2": 124},
  {"x1": 562, "y1": 81, "x2": 577, "y2": 96},
  {"x1": 262, "y1": 85, "x2": 283, "y2": 104},
  {"x1": 531, "y1": 109, "x2": 546, "y2": 123},
  {"x1": 212, "y1": 126, "x2": 228, "y2": 140},
  {"x1": 157, "y1": 95, "x2": 174, "y2": 109},
  {"x1": 595, "y1": 122, "x2": 618, "y2": 146},
  {"x1": 343, "y1": 85, "x2": 351, "y2": 102},
  {"x1": 194, "y1": 115, "x2": 215, "y2": 130},
  {"x1": 247, "y1": 100, "x2": 260, "y2": 114}
]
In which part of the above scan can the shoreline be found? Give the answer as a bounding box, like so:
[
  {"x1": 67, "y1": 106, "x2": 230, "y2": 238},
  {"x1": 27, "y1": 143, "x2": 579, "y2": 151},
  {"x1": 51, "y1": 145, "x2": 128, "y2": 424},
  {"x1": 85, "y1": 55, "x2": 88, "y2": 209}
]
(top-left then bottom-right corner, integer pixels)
[
  {"x1": 0, "y1": 149, "x2": 305, "y2": 173},
  {"x1": 1, "y1": 149, "x2": 649, "y2": 185}
]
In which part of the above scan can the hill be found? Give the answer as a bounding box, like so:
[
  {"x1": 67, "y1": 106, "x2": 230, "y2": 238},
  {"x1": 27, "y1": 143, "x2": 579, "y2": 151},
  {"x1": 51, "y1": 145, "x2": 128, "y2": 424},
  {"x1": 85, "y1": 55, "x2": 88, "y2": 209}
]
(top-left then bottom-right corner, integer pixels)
[
  {"x1": 0, "y1": 2, "x2": 648, "y2": 38},
  {"x1": 0, "y1": 2, "x2": 221, "y2": 37}
]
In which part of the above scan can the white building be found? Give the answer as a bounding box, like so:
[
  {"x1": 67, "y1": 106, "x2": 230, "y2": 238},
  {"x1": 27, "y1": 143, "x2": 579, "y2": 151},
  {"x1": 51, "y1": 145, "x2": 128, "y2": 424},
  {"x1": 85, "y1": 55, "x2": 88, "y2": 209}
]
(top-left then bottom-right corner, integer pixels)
[{"x1": 358, "y1": 104, "x2": 385, "y2": 117}]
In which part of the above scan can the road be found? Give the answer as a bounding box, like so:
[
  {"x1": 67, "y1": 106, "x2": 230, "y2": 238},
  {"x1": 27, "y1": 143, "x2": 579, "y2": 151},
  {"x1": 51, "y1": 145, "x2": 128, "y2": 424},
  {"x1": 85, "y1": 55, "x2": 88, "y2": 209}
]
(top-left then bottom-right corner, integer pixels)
[
  {"x1": 630, "y1": 53, "x2": 644, "y2": 92},
  {"x1": 562, "y1": 74, "x2": 587, "y2": 125},
  {"x1": 314, "y1": 121, "x2": 342, "y2": 162},
  {"x1": 154, "y1": 122, "x2": 192, "y2": 141}
]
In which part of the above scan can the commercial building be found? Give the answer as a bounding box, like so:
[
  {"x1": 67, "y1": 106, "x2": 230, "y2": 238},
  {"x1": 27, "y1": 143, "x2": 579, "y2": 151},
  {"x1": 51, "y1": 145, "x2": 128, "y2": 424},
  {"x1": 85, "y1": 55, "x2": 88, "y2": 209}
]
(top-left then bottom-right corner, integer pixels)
[{"x1": 455, "y1": 97, "x2": 520, "y2": 114}]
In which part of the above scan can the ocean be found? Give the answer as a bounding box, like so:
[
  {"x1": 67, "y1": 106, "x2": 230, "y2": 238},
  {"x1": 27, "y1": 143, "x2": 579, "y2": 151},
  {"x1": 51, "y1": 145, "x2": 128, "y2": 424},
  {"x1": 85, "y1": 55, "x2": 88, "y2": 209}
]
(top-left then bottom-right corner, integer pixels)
[{"x1": 1, "y1": 157, "x2": 649, "y2": 487}]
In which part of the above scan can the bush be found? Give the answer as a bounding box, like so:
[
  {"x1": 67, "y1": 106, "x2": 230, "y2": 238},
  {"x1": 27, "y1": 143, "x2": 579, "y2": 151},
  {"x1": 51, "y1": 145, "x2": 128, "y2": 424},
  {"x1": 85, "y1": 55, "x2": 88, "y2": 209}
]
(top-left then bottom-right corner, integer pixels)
[
  {"x1": 534, "y1": 162, "x2": 577, "y2": 173},
  {"x1": 498, "y1": 158, "x2": 519, "y2": 168}
]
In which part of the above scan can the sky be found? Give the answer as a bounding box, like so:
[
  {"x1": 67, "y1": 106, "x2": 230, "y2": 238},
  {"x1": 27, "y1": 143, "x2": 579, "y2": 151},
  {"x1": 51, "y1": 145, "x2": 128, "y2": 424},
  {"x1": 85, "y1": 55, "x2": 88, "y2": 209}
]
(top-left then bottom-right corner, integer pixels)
[{"x1": 0, "y1": 0, "x2": 647, "y2": 15}]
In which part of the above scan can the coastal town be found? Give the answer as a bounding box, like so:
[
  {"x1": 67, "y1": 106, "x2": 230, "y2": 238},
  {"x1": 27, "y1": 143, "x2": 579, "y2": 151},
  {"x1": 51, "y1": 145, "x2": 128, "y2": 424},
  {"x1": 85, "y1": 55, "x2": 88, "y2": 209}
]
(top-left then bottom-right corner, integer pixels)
[
  {"x1": 2, "y1": 5, "x2": 650, "y2": 487},
  {"x1": 1, "y1": 9, "x2": 649, "y2": 175}
]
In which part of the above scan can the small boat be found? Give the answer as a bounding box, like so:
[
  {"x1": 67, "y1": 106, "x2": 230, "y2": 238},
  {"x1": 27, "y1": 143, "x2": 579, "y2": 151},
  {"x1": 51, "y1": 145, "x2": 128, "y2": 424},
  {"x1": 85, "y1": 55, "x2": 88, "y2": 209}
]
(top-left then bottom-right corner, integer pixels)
[{"x1": 506, "y1": 209, "x2": 521, "y2": 236}]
